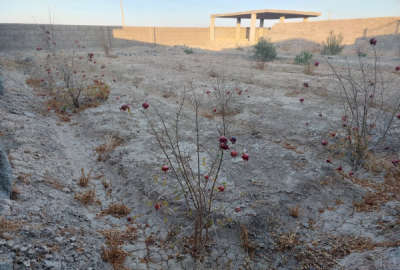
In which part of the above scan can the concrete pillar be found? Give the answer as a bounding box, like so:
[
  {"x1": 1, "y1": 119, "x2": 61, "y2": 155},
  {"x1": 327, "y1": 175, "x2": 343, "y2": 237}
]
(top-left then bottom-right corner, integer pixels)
[
  {"x1": 280, "y1": 16, "x2": 285, "y2": 23},
  {"x1": 236, "y1": 17, "x2": 241, "y2": 42},
  {"x1": 210, "y1": 16, "x2": 215, "y2": 41},
  {"x1": 250, "y1": 13, "x2": 257, "y2": 43},
  {"x1": 259, "y1": 18, "x2": 264, "y2": 39},
  {"x1": 120, "y1": 0, "x2": 125, "y2": 27}
]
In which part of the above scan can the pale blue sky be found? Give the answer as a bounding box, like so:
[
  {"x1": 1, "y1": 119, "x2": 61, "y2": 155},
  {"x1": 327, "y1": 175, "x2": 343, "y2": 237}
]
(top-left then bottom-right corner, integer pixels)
[{"x1": 0, "y1": 0, "x2": 399, "y2": 27}]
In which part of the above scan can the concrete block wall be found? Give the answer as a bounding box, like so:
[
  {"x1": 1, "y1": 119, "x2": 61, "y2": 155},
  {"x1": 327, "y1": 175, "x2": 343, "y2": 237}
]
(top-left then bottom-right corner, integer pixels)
[
  {"x1": 0, "y1": 23, "x2": 138, "y2": 51},
  {"x1": 0, "y1": 17, "x2": 399, "y2": 54}
]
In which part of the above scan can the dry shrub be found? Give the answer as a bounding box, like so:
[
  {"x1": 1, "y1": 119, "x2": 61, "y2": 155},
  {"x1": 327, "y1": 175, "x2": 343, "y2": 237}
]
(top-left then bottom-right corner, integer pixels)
[
  {"x1": 289, "y1": 206, "x2": 300, "y2": 218},
  {"x1": 79, "y1": 168, "x2": 92, "y2": 187},
  {"x1": 276, "y1": 232, "x2": 299, "y2": 251},
  {"x1": 0, "y1": 217, "x2": 21, "y2": 239},
  {"x1": 75, "y1": 189, "x2": 97, "y2": 205},
  {"x1": 45, "y1": 81, "x2": 110, "y2": 115},
  {"x1": 26, "y1": 78, "x2": 42, "y2": 88},
  {"x1": 254, "y1": 61, "x2": 265, "y2": 70},
  {"x1": 101, "y1": 244, "x2": 128, "y2": 270},
  {"x1": 95, "y1": 135, "x2": 124, "y2": 162},
  {"x1": 100, "y1": 227, "x2": 137, "y2": 270},
  {"x1": 17, "y1": 173, "x2": 31, "y2": 185},
  {"x1": 352, "y1": 165, "x2": 400, "y2": 212},
  {"x1": 100, "y1": 203, "x2": 131, "y2": 218},
  {"x1": 10, "y1": 186, "x2": 20, "y2": 200},
  {"x1": 240, "y1": 225, "x2": 257, "y2": 259}
]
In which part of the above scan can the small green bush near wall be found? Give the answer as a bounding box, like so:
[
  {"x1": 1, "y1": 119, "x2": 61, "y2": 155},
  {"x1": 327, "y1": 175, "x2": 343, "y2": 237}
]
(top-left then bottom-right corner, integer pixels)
[
  {"x1": 321, "y1": 31, "x2": 344, "y2": 55},
  {"x1": 294, "y1": 51, "x2": 313, "y2": 65},
  {"x1": 183, "y1": 47, "x2": 194, "y2": 54},
  {"x1": 253, "y1": 38, "x2": 277, "y2": 62}
]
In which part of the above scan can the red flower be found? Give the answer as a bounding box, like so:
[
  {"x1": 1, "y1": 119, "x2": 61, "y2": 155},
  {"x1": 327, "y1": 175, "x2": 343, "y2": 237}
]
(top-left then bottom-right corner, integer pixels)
[
  {"x1": 36, "y1": 47, "x2": 42, "y2": 51},
  {"x1": 206, "y1": 90, "x2": 211, "y2": 95},
  {"x1": 337, "y1": 166, "x2": 343, "y2": 171},
  {"x1": 220, "y1": 143, "x2": 229, "y2": 150},
  {"x1": 299, "y1": 98, "x2": 304, "y2": 103},
  {"x1": 242, "y1": 153, "x2": 249, "y2": 161},
  {"x1": 330, "y1": 132, "x2": 336, "y2": 137},
  {"x1": 321, "y1": 140, "x2": 328, "y2": 146},
  {"x1": 303, "y1": 82, "x2": 309, "y2": 88},
  {"x1": 314, "y1": 61, "x2": 320, "y2": 67},
  {"x1": 142, "y1": 102, "x2": 149, "y2": 109},
  {"x1": 396, "y1": 66, "x2": 400, "y2": 72},
  {"x1": 397, "y1": 113, "x2": 400, "y2": 119},
  {"x1": 326, "y1": 159, "x2": 331, "y2": 163},
  {"x1": 213, "y1": 108, "x2": 217, "y2": 113},
  {"x1": 235, "y1": 207, "x2": 241, "y2": 213},
  {"x1": 349, "y1": 171, "x2": 354, "y2": 177},
  {"x1": 231, "y1": 151, "x2": 238, "y2": 157},
  {"x1": 204, "y1": 175, "x2": 209, "y2": 180},
  {"x1": 127, "y1": 217, "x2": 132, "y2": 222},
  {"x1": 162, "y1": 165, "x2": 169, "y2": 172},
  {"x1": 120, "y1": 104, "x2": 130, "y2": 112},
  {"x1": 230, "y1": 137, "x2": 237, "y2": 144},
  {"x1": 219, "y1": 136, "x2": 228, "y2": 144},
  {"x1": 154, "y1": 203, "x2": 161, "y2": 210},
  {"x1": 217, "y1": 186, "x2": 225, "y2": 192},
  {"x1": 369, "y1": 38, "x2": 377, "y2": 46}
]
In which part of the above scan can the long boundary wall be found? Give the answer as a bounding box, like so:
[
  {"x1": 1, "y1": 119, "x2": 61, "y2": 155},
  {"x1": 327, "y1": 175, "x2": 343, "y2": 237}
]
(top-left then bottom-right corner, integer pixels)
[{"x1": 0, "y1": 16, "x2": 399, "y2": 54}]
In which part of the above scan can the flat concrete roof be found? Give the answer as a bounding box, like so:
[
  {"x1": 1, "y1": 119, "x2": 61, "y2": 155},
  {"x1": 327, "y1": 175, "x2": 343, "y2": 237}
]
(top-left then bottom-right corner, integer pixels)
[{"x1": 211, "y1": 9, "x2": 321, "y2": 19}]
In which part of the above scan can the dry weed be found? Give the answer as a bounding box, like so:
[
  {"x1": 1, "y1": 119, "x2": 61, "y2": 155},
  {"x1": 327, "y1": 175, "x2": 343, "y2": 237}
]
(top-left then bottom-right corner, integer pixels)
[
  {"x1": 100, "y1": 203, "x2": 131, "y2": 218},
  {"x1": 95, "y1": 135, "x2": 124, "y2": 161},
  {"x1": 289, "y1": 206, "x2": 300, "y2": 218},
  {"x1": 240, "y1": 225, "x2": 257, "y2": 259},
  {"x1": 79, "y1": 168, "x2": 92, "y2": 187},
  {"x1": 75, "y1": 189, "x2": 97, "y2": 205},
  {"x1": 0, "y1": 217, "x2": 21, "y2": 239}
]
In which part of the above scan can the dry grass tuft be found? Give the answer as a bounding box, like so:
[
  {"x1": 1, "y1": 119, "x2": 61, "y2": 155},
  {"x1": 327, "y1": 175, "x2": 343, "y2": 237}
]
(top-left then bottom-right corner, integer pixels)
[
  {"x1": 10, "y1": 186, "x2": 20, "y2": 200},
  {"x1": 26, "y1": 78, "x2": 42, "y2": 88},
  {"x1": 240, "y1": 225, "x2": 257, "y2": 259},
  {"x1": 95, "y1": 135, "x2": 124, "y2": 162},
  {"x1": 17, "y1": 173, "x2": 31, "y2": 185},
  {"x1": 348, "y1": 165, "x2": 400, "y2": 212},
  {"x1": 79, "y1": 168, "x2": 92, "y2": 187},
  {"x1": 100, "y1": 203, "x2": 131, "y2": 218},
  {"x1": 289, "y1": 206, "x2": 300, "y2": 218},
  {"x1": 101, "y1": 244, "x2": 129, "y2": 270},
  {"x1": 75, "y1": 189, "x2": 97, "y2": 205},
  {"x1": 100, "y1": 227, "x2": 137, "y2": 270},
  {"x1": 276, "y1": 232, "x2": 299, "y2": 251},
  {"x1": 0, "y1": 217, "x2": 21, "y2": 239}
]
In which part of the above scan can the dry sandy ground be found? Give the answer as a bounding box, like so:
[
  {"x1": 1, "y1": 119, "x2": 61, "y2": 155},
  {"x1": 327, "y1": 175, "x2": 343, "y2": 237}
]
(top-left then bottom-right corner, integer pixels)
[{"x1": 0, "y1": 44, "x2": 400, "y2": 269}]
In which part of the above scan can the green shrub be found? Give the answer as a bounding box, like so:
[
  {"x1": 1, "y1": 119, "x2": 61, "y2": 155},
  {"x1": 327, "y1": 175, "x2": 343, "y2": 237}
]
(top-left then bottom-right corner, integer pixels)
[
  {"x1": 183, "y1": 47, "x2": 193, "y2": 54},
  {"x1": 253, "y1": 38, "x2": 277, "y2": 62},
  {"x1": 357, "y1": 51, "x2": 367, "y2": 57},
  {"x1": 294, "y1": 51, "x2": 313, "y2": 65},
  {"x1": 321, "y1": 31, "x2": 344, "y2": 55}
]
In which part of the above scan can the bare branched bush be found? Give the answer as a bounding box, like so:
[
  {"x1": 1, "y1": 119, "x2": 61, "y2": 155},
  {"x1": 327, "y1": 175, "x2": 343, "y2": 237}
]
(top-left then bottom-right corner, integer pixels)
[
  {"x1": 322, "y1": 31, "x2": 344, "y2": 55},
  {"x1": 139, "y1": 83, "x2": 248, "y2": 259},
  {"x1": 327, "y1": 39, "x2": 400, "y2": 169},
  {"x1": 35, "y1": 28, "x2": 110, "y2": 112}
]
